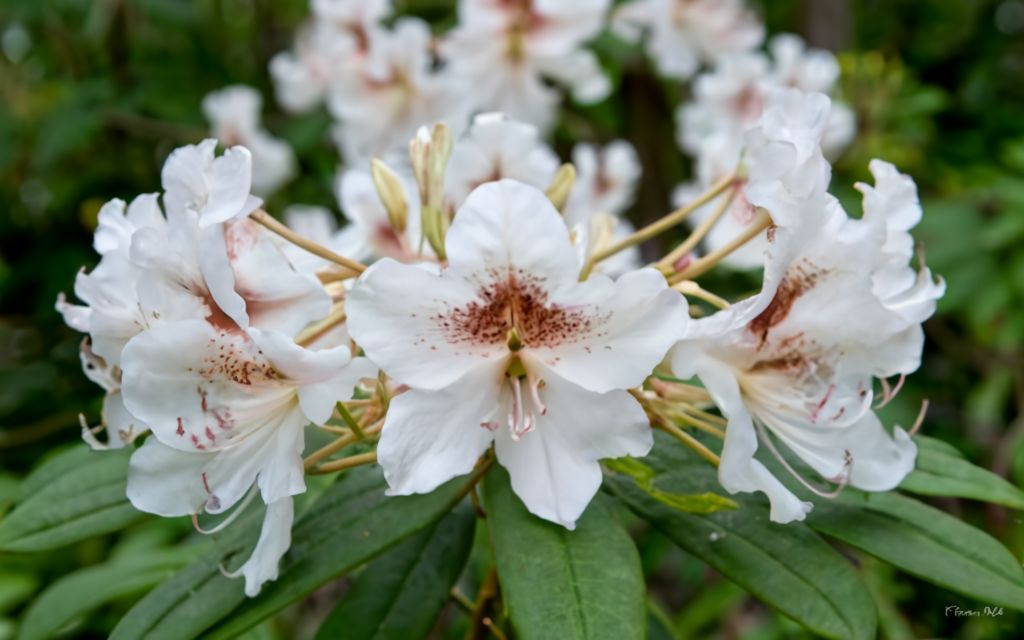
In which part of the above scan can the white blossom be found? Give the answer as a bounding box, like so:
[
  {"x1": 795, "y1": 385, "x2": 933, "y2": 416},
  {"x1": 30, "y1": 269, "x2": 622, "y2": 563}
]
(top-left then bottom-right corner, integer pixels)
[
  {"x1": 123, "y1": 321, "x2": 374, "y2": 595},
  {"x1": 346, "y1": 179, "x2": 686, "y2": 527},
  {"x1": 202, "y1": 86, "x2": 297, "y2": 196},
  {"x1": 675, "y1": 87, "x2": 834, "y2": 270},
  {"x1": 327, "y1": 18, "x2": 469, "y2": 164},
  {"x1": 671, "y1": 166, "x2": 942, "y2": 523},
  {"x1": 440, "y1": 0, "x2": 612, "y2": 132},
  {"x1": 613, "y1": 0, "x2": 763, "y2": 80},
  {"x1": 445, "y1": 114, "x2": 560, "y2": 207}
]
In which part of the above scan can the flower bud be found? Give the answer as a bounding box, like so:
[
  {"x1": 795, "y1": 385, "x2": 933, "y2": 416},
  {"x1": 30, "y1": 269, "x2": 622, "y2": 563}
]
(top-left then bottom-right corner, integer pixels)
[
  {"x1": 545, "y1": 163, "x2": 576, "y2": 212},
  {"x1": 409, "y1": 123, "x2": 453, "y2": 260},
  {"x1": 370, "y1": 158, "x2": 408, "y2": 233}
]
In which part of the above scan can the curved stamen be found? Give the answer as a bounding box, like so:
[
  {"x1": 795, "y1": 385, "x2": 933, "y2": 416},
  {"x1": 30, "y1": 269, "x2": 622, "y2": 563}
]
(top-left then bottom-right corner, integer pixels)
[
  {"x1": 875, "y1": 374, "x2": 906, "y2": 409},
  {"x1": 191, "y1": 485, "x2": 259, "y2": 535},
  {"x1": 907, "y1": 399, "x2": 930, "y2": 436},
  {"x1": 756, "y1": 423, "x2": 851, "y2": 499}
]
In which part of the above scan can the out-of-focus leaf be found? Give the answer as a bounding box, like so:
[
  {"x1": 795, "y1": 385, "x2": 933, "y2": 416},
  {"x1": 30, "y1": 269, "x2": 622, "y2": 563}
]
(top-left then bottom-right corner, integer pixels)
[
  {"x1": 484, "y1": 466, "x2": 646, "y2": 640},
  {"x1": 806, "y1": 491, "x2": 1024, "y2": 611},
  {"x1": 0, "y1": 446, "x2": 144, "y2": 552},
  {"x1": 112, "y1": 465, "x2": 477, "y2": 640},
  {"x1": 17, "y1": 547, "x2": 205, "y2": 640},
  {"x1": 0, "y1": 572, "x2": 37, "y2": 615},
  {"x1": 900, "y1": 435, "x2": 1024, "y2": 508},
  {"x1": 315, "y1": 505, "x2": 476, "y2": 640}
]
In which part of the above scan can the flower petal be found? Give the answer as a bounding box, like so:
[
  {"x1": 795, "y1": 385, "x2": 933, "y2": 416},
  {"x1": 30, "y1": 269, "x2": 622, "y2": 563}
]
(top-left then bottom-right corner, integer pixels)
[
  {"x1": 238, "y1": 498, "x2": 293, "y2": 597},
  {"x1": 529, "y1": 268, "x2": 688, "y2": 393},
  {"x1": 202, "y1": 146, "x2": 260, "y2": 227},
  {"x1": 376, "y1": 364, "x2": 504, "y2": 496},
  {"x1": 445, "y1": 180, "x2": 579, "y2": 289},
  {"x1": 346, "y1": 259, "x2": 505, "y2": 390},
  {"x1": 675, "y1": 353, "x2": 812, "y2": 523},
  {"x1": 494, "y1": 376, "x2": 653, "y2": 529}
]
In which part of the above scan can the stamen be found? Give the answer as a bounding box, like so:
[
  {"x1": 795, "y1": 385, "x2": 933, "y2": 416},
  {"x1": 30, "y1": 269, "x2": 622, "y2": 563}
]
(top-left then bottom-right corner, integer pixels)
[
  {"x1": 506, "y1": 374, "x2": 537, "y2": 440},
  {"x1": 508, "y1": 375, "x2": 523, "y2": 440},
  {"x1": 907, "y1": 399, "x2": 930, "y2": 436},
  {"x1": 527, "y1": 374, "x2": 547, "y2": 416},
  {"x1": 191, "y1": 485, "x2": 259, "y2": 535},
  {"x1": 875, "y1": 374, "x2": 906, "y2": 409},
  {"x1": 756, "y1": 424, "x2": 850, "y2": 499},
  {"x1": 80, "y1": 414, "x2": 110, "y2": 450}
]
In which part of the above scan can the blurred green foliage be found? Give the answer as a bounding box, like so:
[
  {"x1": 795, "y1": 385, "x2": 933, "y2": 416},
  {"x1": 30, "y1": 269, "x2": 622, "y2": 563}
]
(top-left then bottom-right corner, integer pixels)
[{"x1": 1, "y1": 0, "x2": 1023, "y2": 638}]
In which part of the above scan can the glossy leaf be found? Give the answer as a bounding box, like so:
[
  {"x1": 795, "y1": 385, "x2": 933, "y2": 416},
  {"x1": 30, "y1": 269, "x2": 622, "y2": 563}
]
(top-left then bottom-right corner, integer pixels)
[
  {"x1": 806, "y1": 490, "x2": 1024, "y2": 611},
  {"x1": 607, "y1": 472, "x2": 877, "y2": 640},
  {"x1": 315, "y1": 505, "x2": 476, "y2": 640},
  {"x1": 484, "y1": 466, "x2": 646, "y2": 640},
  {"x1": 607, "y1": 431, "x2": 877, "y2": 640},
  {"x1": 18, "y1": 547, "x2": 203, "y2": 640},
  {"x1": 112, "y1": 465, "x2": 477, "y2": 639},
  {"x1": 0, "y1": 446, "x2": 144, "y2": 552},
  {"x1": 899, "y1": 435, "x2": 1024, "y2": 509}
]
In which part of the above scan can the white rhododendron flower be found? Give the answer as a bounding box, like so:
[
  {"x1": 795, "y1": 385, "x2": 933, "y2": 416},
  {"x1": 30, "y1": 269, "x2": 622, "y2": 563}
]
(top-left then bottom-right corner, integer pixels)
[
  {"x1": 671, "y1": 169, "x2": 942, "y2": 523},
  {"x1": 347, "y1": 180, "x2": 687, "y2": 527},
  {"x1": 563, "y1": 141, "x2": 642, "y2": 225},
  {"x1": 269, "y1": 0, "x2": 391, "y2": 113},
  {"x1": 202, "y1": 86, "x2": 297, "y2": 196},
  {"x1": 328, "y1": 18, "x2": 468, "y2": 163},
  {"x1": 123, "y1": 322, "x2": 374, "y2": 595},
  {"x1": 56, "y1": 139, "x2": 375, "y2": 594},
  {"x1": 563, "y1": 141, "x2": 643, "y2": 277},
  {"x1": 57, "y1": 194, "x2": 164, "y2": 367},
  {"x1": 441, "y1": 0, "x2": 611, "y2": 131},
  {"x1": 613, "y1": 0, "x2": 763, "y2": 80},
  {"x1": 445, "y1": 114, "x2": 560, "y2": 207},
  {"x1": 676, "y1": 87, "x2": 834, "y2": 269}
]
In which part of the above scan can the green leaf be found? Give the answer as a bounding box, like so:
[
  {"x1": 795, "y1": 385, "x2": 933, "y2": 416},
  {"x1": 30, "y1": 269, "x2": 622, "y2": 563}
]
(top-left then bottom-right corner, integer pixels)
[
  {"x1": 0, "y1": 446, "x2": 144, "y2": 552},
  {"x1": 607, "y1": 432, "x2": 876, "y2": 640},
  {"x1": 483, "y1": 466, "x2": 646, "y2": 640},
  {"x1": 315, "y1": 505, "x2": 476, "y2": 640},
  {"x1": 605, "y1": 457, "x2": 736, "y2": 514},
  {"x1": 805, "y1": 490, "x2": 1024, "y2": 611},
  {"x1": 112, "y1": 465, "x2": 477, "y2": 640},
  {"x1": 17, "y1": 547, "x2": 204, "y2": 640},
  {"x1": 0, "y1": 572, "x2": 37, "y2": 615},
  {"x1": 607, "y1": 472, "x2": 877, "y2": 640},
  {"x1": 899, "y1": 435, "x2": 1024, "y2": 509}
]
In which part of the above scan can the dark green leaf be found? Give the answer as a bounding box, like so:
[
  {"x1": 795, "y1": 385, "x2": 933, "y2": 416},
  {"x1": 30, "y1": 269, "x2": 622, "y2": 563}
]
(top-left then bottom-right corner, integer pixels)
[
  {"x1": 607, "y1": 472, "x2": 877, "y2": 640},
  {"x1": 0, "y1": 446, "x2": 144, "y2": 552},
  {"x1": 607, "y1": 431, "x2": 877, "y2": 640},
  {"x1": 112, "y1": 465, "x2": 477, "y2": 640},
  {"x1": 806, "y1": 491, "x2": 1024, "y2": 611},
  {"x1": 899, "y1": 435, "x2": 1024, "y2": 509},
  {"x1": 484, "y1": 466, "x2": 646, "y2": 640},
  {"x1": 18, "y1": 547, "x2": 204, "y2": 640},
  {"x1": 315, "y1": 505, "x2": 476, "y2": 640}
]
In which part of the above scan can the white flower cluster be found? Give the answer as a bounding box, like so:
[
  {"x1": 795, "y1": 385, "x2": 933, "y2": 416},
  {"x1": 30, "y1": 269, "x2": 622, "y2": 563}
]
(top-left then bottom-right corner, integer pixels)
[
  {"x1": 675, "y1": 34, "x2": 856, "y2": 269},
  {"x1": 57, "y1": 0, "x2": 944, "y2": 600},
  {"x1": 266, "y1": 0, "x2": 612, "y2": 165}
]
